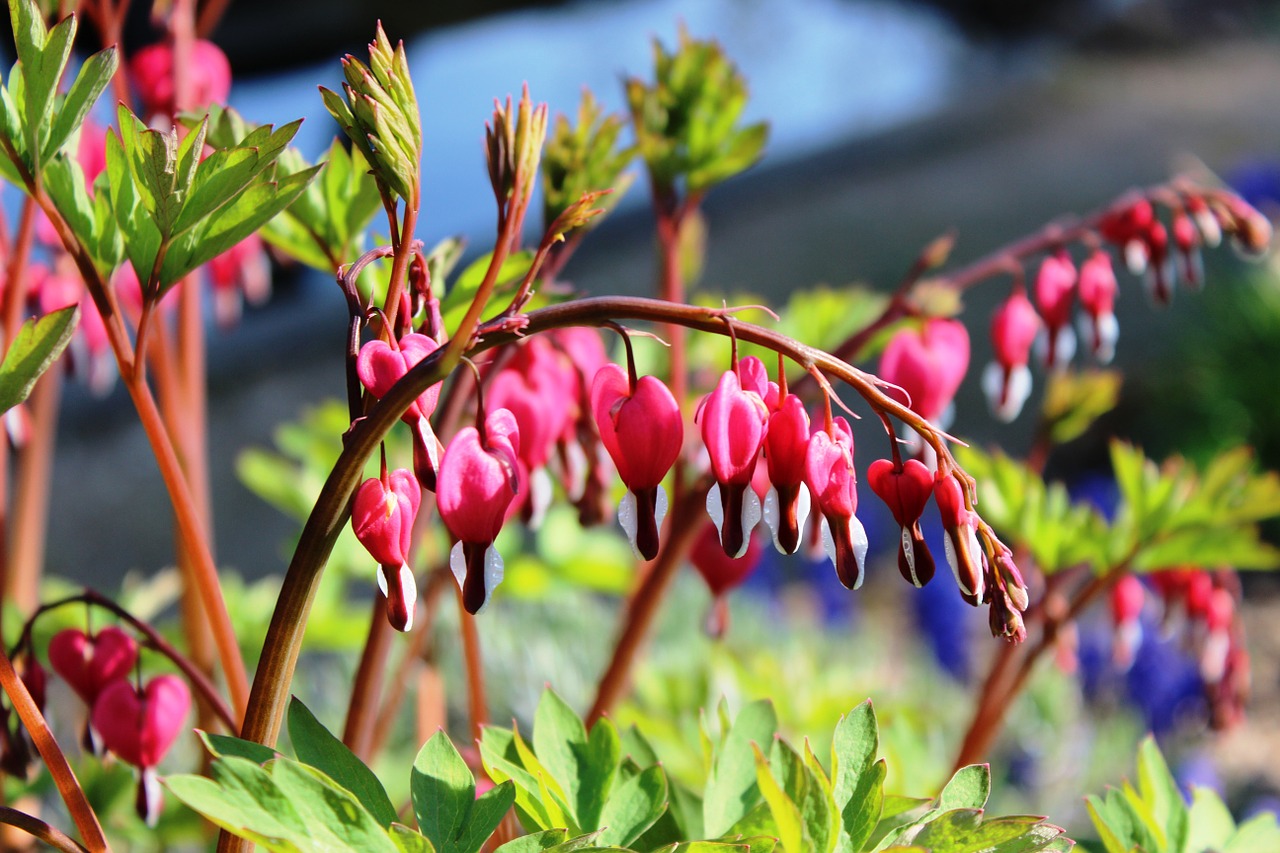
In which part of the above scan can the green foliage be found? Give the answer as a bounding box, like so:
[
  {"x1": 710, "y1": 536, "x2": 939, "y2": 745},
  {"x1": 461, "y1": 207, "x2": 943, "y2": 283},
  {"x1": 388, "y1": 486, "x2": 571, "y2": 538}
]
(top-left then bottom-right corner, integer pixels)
[
  {"x1": 0, "y1": 305, "x2": 77, "y2": 414},
  {"x1": 320, "y1": 23, "x2": 421, "y2": 206},
  {"x1": 1039, "y1": 370, "x2": 1123, "y2": 447},
  {"x1": 413, "y1": 731, "x2": 516, "y2": 853},
  {"x1": 956, "y1": 440, "x2": 1280, "y2": 576},
  {"x1": 625, "y1": 28, "x2": 768, "y2": 195},
  {"x1": 0, "y1": 0, "x2": 117, "y2": 184},
  {"x1": 1086, "y1": 737, "x2": 1280, "y2": 853},
  {"x1": 106, "y1": 105, "x2": 319, "y2": 293},
  {"x1": 543, "y1": 90, "x2": 634, "y2": 230}
]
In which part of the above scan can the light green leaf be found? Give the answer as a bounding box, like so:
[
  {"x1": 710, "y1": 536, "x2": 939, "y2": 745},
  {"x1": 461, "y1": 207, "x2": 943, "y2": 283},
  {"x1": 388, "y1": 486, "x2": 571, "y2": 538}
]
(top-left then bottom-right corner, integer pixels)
[
  {"x1": 0, "y1": 305, "x2": 76, "y2": 414},
  {"x1": 43, "y1": 46, "x2": 117, "y2": 160},
  {"x1": 595, "y1": 763, "x2": 668, "y2": 848},
  {"x1": 938, "y1": 765, "x2": 991, "y2": 812},
  {"x1": 703, "y1": 700, "x2": 777, "y2": 837}
]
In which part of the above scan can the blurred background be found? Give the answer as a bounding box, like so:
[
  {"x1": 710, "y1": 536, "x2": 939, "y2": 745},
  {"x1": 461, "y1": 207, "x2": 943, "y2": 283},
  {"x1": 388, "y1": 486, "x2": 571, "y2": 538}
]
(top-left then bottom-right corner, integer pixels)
[{"x1": 23, "y1": 0, "x2": 1280, "y2": 836}]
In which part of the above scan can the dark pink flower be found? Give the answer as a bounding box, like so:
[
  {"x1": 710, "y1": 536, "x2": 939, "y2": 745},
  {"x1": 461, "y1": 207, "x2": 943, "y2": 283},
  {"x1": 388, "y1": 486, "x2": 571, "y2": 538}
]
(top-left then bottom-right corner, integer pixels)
[
  {"x1": 698, "y1": 369, "x2": 768, "y2": 558},
  {"x1": 934, "y1": 472, "x2": 985, "y2": 604},
  {"x1": 878, "y1": 318, "x2": 970, "y2": 426},
  {"x1": 48, "y1": 627, "x2": 138, "y2": 706},
  {"x1": 804, "y1": 416, "x2": 868, "y2": 589},
  {"x1": 130, "y1": 39, "x2": 232, "y2": 117},
  {"x1": 690, "y1": 521, "x2": 764, "y2": 638},
  {"x1": 761, "y1": 393, "x2": 811, "y2": 554},
  {"x1": 867, "y1": 457, "x2": 936, "y2": 587},
  {"x1": 351, "y1": 468, "x2": 422, "y2": 631},
  {"x1": 590, "y1": 364, "x2": 683, "y2": 560},
  {"x1": 359, "y1": 333, "x2": 445, "y2": 490},
  {"x1": 1033, "y1": 251, "x2": 1076, "y2": 370},
  {"x1": 1109, "y1": 574, "x2": 1145, "y2": 669},
  {"x1": 438, "y1": 408, "x2": 521, "y2": 614},
  {"x1": 981, "y1": 287, "x2": 1041, "y2": 422},
  {"x1": 207, "y1": 234, "x2": 270, "y2": 328},
  {"x1": 92, "y1": 674, "x2": 191, "y2": 825},
  {"x1": 1076, "y1": 249, "x2": 1119, "y2": 363}
]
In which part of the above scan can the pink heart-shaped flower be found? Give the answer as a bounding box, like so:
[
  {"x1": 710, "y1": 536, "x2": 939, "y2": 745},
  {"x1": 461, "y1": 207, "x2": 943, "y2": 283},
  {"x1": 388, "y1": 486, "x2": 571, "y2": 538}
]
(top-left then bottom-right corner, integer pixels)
[
  {"x1": 92, "y1": 675, "x2": 191, "y2": 769},
  {"x1": 879, "y1": 319, "x2": 970, "y2": 423},
  {"x1": 48, "y1": 627, "x2": 138, "y2": 705},
  {"x1": 356, "y1": 334, "x2": 442, "y2": 421}
]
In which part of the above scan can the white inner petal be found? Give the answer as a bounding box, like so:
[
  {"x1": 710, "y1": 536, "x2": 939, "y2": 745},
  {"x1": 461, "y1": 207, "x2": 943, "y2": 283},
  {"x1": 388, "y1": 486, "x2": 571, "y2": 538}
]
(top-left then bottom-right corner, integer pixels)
[
  {"x1": 618, "y1": 490, "x2": 639, "y2": 555},
  {"x1": 734, "y1": 488, "x2": 763, "y2": 558},
  {"x1": 819, "y1": 515, "x2": 836, "y2": 571},
  {"x1": 449, "y1": 540, "x2": 467, "y2": 591},
  {"x1": 763, "y1": 486, "x2": 781, "y2": 546},
  {"x1": 479, "y1": 545, "x2": 505, "y2": 616},
  {"x1": 901, "y1": 526, "x2": 919, "y2": 587},
  {"x1": 528, "y1": 467, "x2": 553, "y2": 530},
  {"x1": 654, "y1": 484, "x2": 669, "y2": 533},
  {"x1": 394, "y1": 564, "x2": 418, "y2": 632},
  {"x1": 706, "y1": 483, "x2": 725, "y2": 538},
  {"x1": 847, "y1": 515, "x2": 869, "y2": 590}
]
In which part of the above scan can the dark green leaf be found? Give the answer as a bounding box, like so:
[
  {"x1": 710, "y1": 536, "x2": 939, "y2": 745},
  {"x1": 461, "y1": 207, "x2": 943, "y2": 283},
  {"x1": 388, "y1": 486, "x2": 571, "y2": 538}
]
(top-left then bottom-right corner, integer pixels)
[
  {"x1": 197, "y1": 730, "x2": 278, "y2": 764},
  {"x1": 288, "y1": 696, "x2": 398, "y2": 828},
  {"x1": 0, "y1": 305, "x2": 76, "y2": 414},
  {"x1": 494, "y1": 829, "x2": 570, "y2": 853}
]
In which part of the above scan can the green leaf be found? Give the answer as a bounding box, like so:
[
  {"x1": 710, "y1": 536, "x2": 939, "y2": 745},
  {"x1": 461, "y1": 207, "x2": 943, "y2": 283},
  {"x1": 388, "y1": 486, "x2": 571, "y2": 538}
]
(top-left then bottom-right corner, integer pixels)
[
  {"x1": 43, "y1": 46, "x2": 117, "y2": 161},
  {"x1": 287, "y1": 697, "x2": 398, "y2": 828},
  {"x1": 751, "y1": 743, "x2": 804, "y2": 853},
  {"x1": 494, "y1": 829, "x2": 570, "y2": 853},
  {"x1": 268, "y1": 759, "x2": 401, "y2": 853},
  {"x1": 390, "y1": 824, "x2": 439, "y2": 853},
  {"x1": 165, "y1": 757, "x2": 306, "y2": 851},
  {"x1": 0, "y1": 305, "x2": 76, "y2": 414},
  {"x1": 533, "y1": 689, "x2": 591, "y2": 822},
  {"x1": 703, "y1": 700, "x2": 778, "y2": 837},
  {"x1": 595, "y1": 763, "x2": 668, "y2": 848},
  {"x1": 831, "y1": 700, "x2": 885, "y2": 851},
  {"x1": 197, "y1": 730, "x2": 278, "y2": 764},
  {"x1": 938, "y1": 765, "x2": 991, "y2": 812},
  {"x1": 412, "y1": 729, "x2": 516, "y2": 853},
  {"x1": 439, "y1": 249, "x2": 535, "y2": 334},
  {"x1": 1185, "y1": 787, "x2": 1236, "y2": 853},
  {"x1": 1135, "y1": 736, "x2": 1188, "y2": 852},
  {"x1": 908, "y1": 809, "x2": 1067, "y2": 853}
]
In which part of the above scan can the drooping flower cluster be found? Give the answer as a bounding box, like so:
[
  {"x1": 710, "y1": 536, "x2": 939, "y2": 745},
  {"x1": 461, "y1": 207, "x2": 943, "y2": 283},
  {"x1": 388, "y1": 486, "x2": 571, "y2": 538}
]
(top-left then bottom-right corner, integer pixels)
[{"x1": 41, "y1": 627, "x2": 190, "y2": 824}]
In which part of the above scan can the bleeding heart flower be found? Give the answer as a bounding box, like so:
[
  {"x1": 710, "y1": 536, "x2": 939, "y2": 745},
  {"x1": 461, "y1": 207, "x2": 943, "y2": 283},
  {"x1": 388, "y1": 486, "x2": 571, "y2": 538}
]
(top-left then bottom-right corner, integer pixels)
[
  {"x1": 352, "y1": 468, "x2": 422, "y2": 631},
  {"x1": 358, "y1": 333, "x2": 445, "y2": 489},
  {"x1": 590, "y1": 363, "x2": 683, "y2": 560},
  {"x1": 981, "y1": 287, "x2": 1041, "y2": 422},
  {"x1": 438, "y1": 408, "x2": 521, "y2": 614},
  {"x1": 933, "y1": 473, "x2": 985, "y2": 604},
  {"x1": 92, "y1": 674, "x2": 191, "y2": 826},
  {"x1": 130, "y1": 39, "x2": 232, "y2": 117},
  {"x1": 879, "y1": 319, "x2": 970, "y2": 426},
  {"x1": 1076, "y1": 249, "x2": 1119, "y2": 364},
  {"x1": 1099, "y1": 199, "x2": 1155, "y2": 273},
  {"x1": 690, "y1": 521, "x2": 764, "y2": 638},
  {"x1": 207, "y1": 234, "x2": 271, "y2": 328},
  {"x1": 48, "y1": 627, "x2": 139, "y2": 706},
  {"x1": 1172, "y1": 211, "x2": 1203, "y2": 289},
  {"x1": 1142, "y1": 220, "x2": 1174, "y2": 306},
  {"x1": 804, "y1": 416, "x2": 868, "y2": 590},
  {"x1": 698, "y1": 368, "x2": 768, "y2": 558},
  {"x1": 867, "y1": 458, "x2": 936, "y2": 587},
  {"x1": 761, "y1": 393, "x2": 811, "y2": 555},
  {"x1": 1109, "y1": 574, "x2": 1145, "y2": 670},
  {"x1": 1033, "y1": 252, "x2": 1077, "y2": 370}
]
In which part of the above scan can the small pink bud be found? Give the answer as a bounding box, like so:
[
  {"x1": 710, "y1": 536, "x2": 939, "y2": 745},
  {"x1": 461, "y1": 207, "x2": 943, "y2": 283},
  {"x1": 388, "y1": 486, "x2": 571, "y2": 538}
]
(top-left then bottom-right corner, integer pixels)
[
  {"x1": 878, "y1": 319, "x2": 970, "y2": 426},
  {"x1": 48, "y1": 627, "x2": 138, "y2": 706},
  {"x1": 699, "y1": 369, "x2": 769, "y2": 558},
  {"x1": 352, "y1": 469, "x2": 422, "y2": 631},
  {"x1": 867, "y1": 458, "x2": 936, "y2": 587},
  {"x1": 357, "y1": 333, "x2": 443, "y2": 424},
  {"x1": 590, "y1": 364, "x2": 683, "y2": 560},
  {"x1": 438, "y1": 409, "x2": 521, "y2": 614},
  {"x1": 804, "y1": 417, "x2": 868, "y2": 590},
  {"x1": 981, "y1": 288, "x2": 1040, "y2": 422}
]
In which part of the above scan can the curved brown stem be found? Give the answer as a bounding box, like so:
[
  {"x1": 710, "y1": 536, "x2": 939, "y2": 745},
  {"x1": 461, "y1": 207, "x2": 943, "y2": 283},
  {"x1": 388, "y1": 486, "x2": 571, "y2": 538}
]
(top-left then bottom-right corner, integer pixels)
[
  {"x1": 0, "y1": 806, "x2": 90, "y2": 853},
  {"x1": 455, "y1": 583, "x2": 488, "y2": 743},
  {"x1": 0, "y1": 650, "x2": 106, "y2": 852}
]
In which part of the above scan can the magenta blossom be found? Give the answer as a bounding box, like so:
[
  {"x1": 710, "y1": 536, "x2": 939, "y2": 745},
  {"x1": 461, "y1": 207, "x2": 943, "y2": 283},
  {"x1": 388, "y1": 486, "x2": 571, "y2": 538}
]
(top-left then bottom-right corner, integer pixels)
[
  {"x1": 438, "y1": 408, "x2": 521, "y2": 614},
  {"x1": 981, "y1": 287, "x2": 1041, "y2": 422},
  {"x1": 760, "y1": 392, "x2": 811, "y2": 554},
  {"x1": 879, "y1": 319, "x2": 970, "y2": 427},
  {"x1": 590, "y1": 363, "x2": 683, "y2": 560},
  {"x1": 1076, "y1": 249, "x2": 1119, "y2": 364},
  {"x1": 351, "y1": 468, "x2": 422, "y2": 631},
  {"x1": 48, "y1": 627, "x2": 138, "y2": 707},
  {"x1": 1033, "y1": 251, "x2": 1077, "y2": 370},
  {"x1": 867, "y1": 457, "x2": 936, "y2": 588},
  {"x1": 804, "y1": 416, "x2": 868, "y2": 589},
  {"x1": 698, "y1": 368, "x2": 768, "y2": 558},
  {"x1": 690, "y1": 521, "x2": 764, "y2": 638},
  {"x1": 130, "y1": 39, "x2": 232, "y2": 117},
  {"x1": 358, "y1": 333, "x2": 445, "y2": 489},
  {"x1": 934, "y1": 472, "x2": 985, "y2": 604},
  {"x1": 92, "y1": 675, "x2": 190, "y2": 825}
]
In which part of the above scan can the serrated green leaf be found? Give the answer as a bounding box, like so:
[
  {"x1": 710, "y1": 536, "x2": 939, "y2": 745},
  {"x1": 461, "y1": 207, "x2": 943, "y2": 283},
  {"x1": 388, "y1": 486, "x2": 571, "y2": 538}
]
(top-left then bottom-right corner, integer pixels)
[
  {"x1": 287, "y1": 696, "x2": 398, "y2": 828},
  {"x1": 0, "y1": 305, "x2": 76, "y2": 414}
]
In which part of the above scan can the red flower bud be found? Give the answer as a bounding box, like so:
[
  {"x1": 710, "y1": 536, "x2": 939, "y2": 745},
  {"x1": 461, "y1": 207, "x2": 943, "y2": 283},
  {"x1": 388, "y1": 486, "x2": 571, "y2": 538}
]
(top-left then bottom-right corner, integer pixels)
[
  {"x1": 352, "y1": 468, "x2": 422, "y2": 631},
  {"x1": 1076, "y1": 249, "x2": 1119, "y2": 363},
  {"x1": 1033, "y1": 252, "x2": 1077, "y2": 370}
]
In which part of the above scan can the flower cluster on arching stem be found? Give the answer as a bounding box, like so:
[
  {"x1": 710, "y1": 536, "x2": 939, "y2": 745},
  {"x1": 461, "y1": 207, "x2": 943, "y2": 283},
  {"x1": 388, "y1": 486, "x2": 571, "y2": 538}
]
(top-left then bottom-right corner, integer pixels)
[{"x1": 3, "y1": 625, "x2": 190, "y2": 826}]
